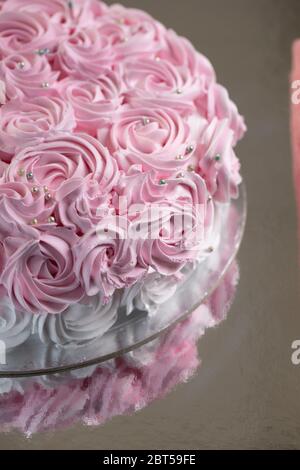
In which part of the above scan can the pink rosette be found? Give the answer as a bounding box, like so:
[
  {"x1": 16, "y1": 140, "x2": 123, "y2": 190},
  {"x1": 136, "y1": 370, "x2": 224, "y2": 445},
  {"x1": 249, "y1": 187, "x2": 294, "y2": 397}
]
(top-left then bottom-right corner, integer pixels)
[
  {"x1": 160, "y1": 30, "x2": 215, "y2": 83},
  {"x1": 196, "y1": 118, "x2": 242, "y2": 202},
  {"x1": 116, "y1": 168, "x2": 213, "y2": 275},
  {"x1": 133, "y1": 203, "x2": 204, "y2": 275},
  {"x1": 0, "y1": 226, "x2": 84, "y2": 314},
  {"x1": 0, "y1": 182, "x2": 54, "y2": 235},
  {"x1": 55, "y1": 26, "x2": 114, "y2": 79},
  {"x1": 0, "y1": 53, "x2": 59, "y2": 100},
  {"x1": 108, "y1": 107, "x2": 195, "y2": 172},
  {"x1": 55, "y1": 176, "x2": 114, "y2": 235},
  {"x1": 123, "y1": 58, "x2": 199, "y2": 114},
  {"x1": 206, "y1": 83, "x2": 246, "y2": 144},
  {"x1": 96, "y1": 4, "x2": 166, "y2": 60},
  {"x1": 0, "y1": 96, "x2": 76, "y2": 155},
  {"x1": 0, "y1": 11, "x2": 60, "y2": 57},
  {"x1": 7, "y1": 133, "x2": 118, "y2": 198},
  {"x1": 74, "y1": 216, "x2": 146, "y2": 298},
  {"x1": 56, "y1": 69, "x2": 124, "y2": 134},
  {"x1": 2, "y1": 0, "x2": 69, "y2": 15},
  {"x1": 122, "y1": 25, "x2": 216, "y2": 116},
  {"x1": 0, "y1": 242, "x2": 5, "y2": 297},
  {"x1": 116, "y1": 165, "x2": 211, "y2": 209},
  {"x1": 1, "y1": 0, "x2": 107, "y2": 29},
  {"x1": 0, "y1": 160, "x2": 7, "y2": 182}
]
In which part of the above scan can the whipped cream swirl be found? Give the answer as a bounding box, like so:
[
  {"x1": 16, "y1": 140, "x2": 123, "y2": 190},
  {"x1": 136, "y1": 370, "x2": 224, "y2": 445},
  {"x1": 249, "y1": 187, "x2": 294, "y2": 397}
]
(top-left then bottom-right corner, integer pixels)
[
  {"x1": 56, "y1": 70, "x2": 123, "y2": 134},
  {"x1": 7, "y1": 133, "x2": 118, "y2": 197},
  {"x1": 0, "y1": 96, "x2": 75, "y2": 154},
  {"x1": 0, "y1": 226, "x2": 84, "y2": 314},
  {"x1": 0, "y1": 53, "x2": 59, "y2": 100},
  {"x1": 0, "y1": 11, "x2": 60, "y2": 56},
  {"x1": 123, "y1": 272, "x2": 180, "y2": 316},
  {"x1": 0, "y1": 296, "x2": 32, "y2": 349},
  {"x1": 108, "y1": 107, "x2": 194, "y2": 172},
  {"x1": 34, "y1": 292, "x2": 120, "y2": 347}
]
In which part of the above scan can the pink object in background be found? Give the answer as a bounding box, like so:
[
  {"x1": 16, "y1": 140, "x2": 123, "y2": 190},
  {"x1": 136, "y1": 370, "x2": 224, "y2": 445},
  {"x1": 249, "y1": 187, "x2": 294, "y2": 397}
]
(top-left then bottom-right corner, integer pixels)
[{"x1": 291, "y1": 40, "x2": 300, "y2": 253}]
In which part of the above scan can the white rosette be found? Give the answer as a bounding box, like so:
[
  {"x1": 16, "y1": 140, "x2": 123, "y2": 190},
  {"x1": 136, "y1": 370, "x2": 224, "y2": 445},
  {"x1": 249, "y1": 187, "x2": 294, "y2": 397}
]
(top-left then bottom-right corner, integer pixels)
[
  {"x1": 0, "y1": 296, "x2": 32, "y2": 349},
  {"x1": 33, "y1": 292, "x2": 121, "y2": 348},
  {"x1": 120, "y1": 271, "x2": 179, "y2": 318},
  {"x1": 133, "y1": 272, "x2": 179, "y2": 316}
]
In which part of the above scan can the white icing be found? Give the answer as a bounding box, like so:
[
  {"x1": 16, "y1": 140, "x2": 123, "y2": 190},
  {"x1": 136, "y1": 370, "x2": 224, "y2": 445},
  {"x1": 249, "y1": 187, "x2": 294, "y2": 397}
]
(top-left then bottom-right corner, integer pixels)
[
  {"x1": 134, "y1": 272, "x2": 179, "y2": 316},
  {"x1": 120, "y1": 273, "x2": 179, "y2": 317},
  {"x1": 34, "y1": 292, "x2": 120, "y2": 347},
  {"x1": 0, "y1": 296, "x2": 32, "y2": 349},
  {"x1": 120, "y1": 281, "x2": 143, "y2": 316}
]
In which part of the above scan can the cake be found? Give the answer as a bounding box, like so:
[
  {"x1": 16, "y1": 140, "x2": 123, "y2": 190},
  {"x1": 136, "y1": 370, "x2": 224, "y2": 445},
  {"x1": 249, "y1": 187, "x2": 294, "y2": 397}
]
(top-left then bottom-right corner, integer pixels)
[{"x1": 0, "y1": 0, "x2": 246, "y2": 351}]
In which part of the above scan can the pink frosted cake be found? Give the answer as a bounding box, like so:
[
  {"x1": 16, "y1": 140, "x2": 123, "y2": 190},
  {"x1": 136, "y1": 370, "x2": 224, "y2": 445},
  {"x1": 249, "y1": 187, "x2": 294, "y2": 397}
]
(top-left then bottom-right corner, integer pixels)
[{"x1": 0, "y1": 0, "x2": 245, "y2": 350}]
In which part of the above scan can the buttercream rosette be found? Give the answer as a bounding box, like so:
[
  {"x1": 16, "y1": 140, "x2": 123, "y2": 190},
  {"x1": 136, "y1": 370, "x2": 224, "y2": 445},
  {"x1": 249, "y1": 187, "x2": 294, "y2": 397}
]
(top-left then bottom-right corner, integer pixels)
[{"x1": 0, "y1": 0, "x2": 245, "y2": 350}]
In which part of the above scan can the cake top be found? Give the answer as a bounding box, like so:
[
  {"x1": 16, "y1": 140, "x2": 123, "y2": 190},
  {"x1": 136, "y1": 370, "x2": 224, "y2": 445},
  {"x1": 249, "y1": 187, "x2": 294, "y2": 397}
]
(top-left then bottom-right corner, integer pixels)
[{"x1": 0, "y1": 0, "x2": 246, "y2": 321}]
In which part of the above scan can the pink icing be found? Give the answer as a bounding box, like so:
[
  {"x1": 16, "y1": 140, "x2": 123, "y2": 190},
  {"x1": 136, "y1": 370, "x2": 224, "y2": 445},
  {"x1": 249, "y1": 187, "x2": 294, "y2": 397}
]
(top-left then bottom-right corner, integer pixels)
[
  {"x1": 55, "y1": 176, "x2": 114, "y2": 234},
  {"x1": 56, "y1": 69, "x2": 124, "y2": 134},
  {"x1": 124, "y1": 58, "x2": 201, "y2": 115},
  {"x1": 108, "y1": 107, "x2": 195, "y2": 172},
  {"x1": 206, "y1": 83, "x2": 246, "y2": 144},
  {"x1": 74, "y1": 216, "x2": 146, "y2": 298},
  {"x1": 196, "y1": 118, "x2": 242, "y2": 202},
  {"x1": 0, "y1": 0, "x2": 245, "y2": 316},
  {"x1": 160, "y1": 30, "x2": 215, "y2": 80},
  {"x1": 7, "y1": 133, "x2": 118, "y2": 196},
  {"x1": 1, "y1": 0, "x2": 108, "y2": 30},
  {"x1": 0, "y1": 160, "x2": 7, "y2": 181},
  {"x1": 115, "y1": 167, "x2": 214, "y2": 274},
  {"x1": 0, "y1": 11, "x2": 61, "y2": 57},
  {"x1": 0, "y1": 226, "x2": 84, "y2": 314},
  {"x1": 0, "y1": 53, "x2": 59, "y2": 100},
  {"x1": 0, "y1": 181, "x2": 54, "y2": 229},
  {"x1": 96, "y1": 4, "x2": 166, "y2": 60},
  {"x1": 0, "y1": 95, "x2": 76, "y2": 154},
  {"x1": 55, "y1": 26, "x2": 114, "y2": 79}
]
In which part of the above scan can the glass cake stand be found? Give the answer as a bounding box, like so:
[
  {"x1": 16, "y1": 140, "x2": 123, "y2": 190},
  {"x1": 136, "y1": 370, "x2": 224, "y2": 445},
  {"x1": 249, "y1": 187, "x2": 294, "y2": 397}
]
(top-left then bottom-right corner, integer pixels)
[{"x1": 0, "y1": 184, "x2": 247, "y2": 378}]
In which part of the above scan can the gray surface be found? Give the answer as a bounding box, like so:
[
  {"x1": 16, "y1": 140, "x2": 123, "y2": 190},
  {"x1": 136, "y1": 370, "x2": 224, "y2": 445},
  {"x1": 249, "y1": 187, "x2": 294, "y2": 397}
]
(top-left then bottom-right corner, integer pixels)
[{"x1": 0, "y1": 0, "x2": 300, "y2": 449}]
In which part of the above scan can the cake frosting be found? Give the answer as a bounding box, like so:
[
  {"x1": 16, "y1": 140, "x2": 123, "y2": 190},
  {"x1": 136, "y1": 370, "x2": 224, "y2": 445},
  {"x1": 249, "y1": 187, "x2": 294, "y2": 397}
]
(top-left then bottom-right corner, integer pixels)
[
  {"x1": 0, "y1": 297, "x2": 32, "y2": 349},
  {"x1": 34, "y1": 291, "x2": 120, "y2": 347},
  {"x1": 0, "y1": 0, "x2": 245, "y2": 351}
]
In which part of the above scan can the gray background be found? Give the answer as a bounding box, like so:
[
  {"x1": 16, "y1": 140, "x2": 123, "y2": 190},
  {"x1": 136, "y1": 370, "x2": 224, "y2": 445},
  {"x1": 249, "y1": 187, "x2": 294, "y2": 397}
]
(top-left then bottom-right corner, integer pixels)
[{"x1": 0, "y1": 0, "x2": 300, "y2": 449}]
